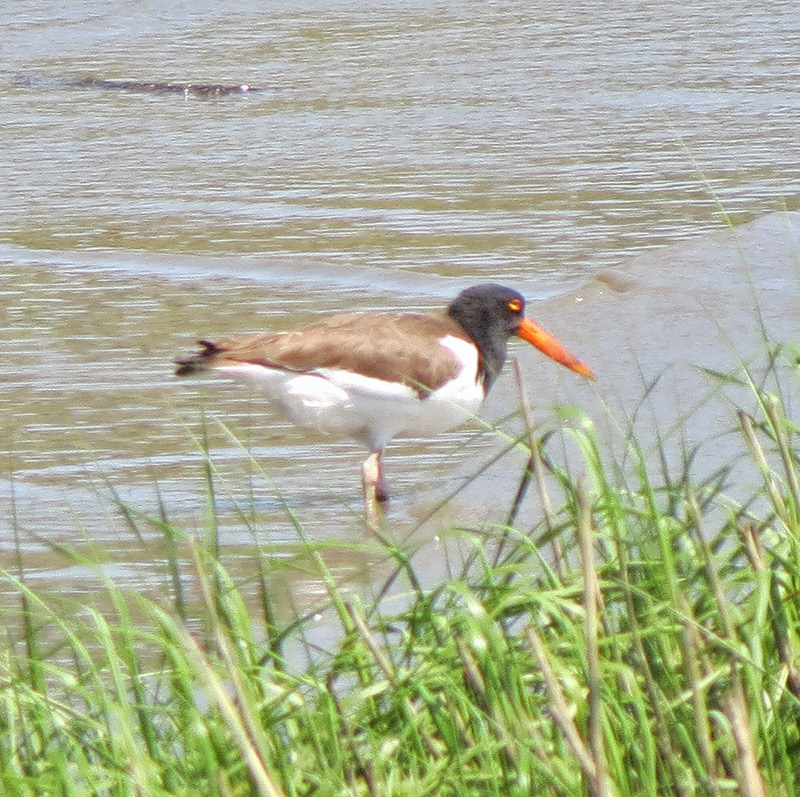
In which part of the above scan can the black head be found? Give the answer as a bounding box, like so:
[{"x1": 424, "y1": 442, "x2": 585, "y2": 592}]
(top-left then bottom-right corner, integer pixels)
[
  {"x1": 447, "y1": 284, "x2": 526, "y2": 338},
  {"x1": 447, "y1": 283, "x2": 595, "y2": 388},
  {"x1": 446, "y1": 284, "x2": 527, "y2": 389}
]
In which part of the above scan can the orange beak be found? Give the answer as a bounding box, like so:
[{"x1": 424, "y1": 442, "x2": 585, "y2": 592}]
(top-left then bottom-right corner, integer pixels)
[{"x1": 515, "y1": 317, "x2": 595, "y2": 380}]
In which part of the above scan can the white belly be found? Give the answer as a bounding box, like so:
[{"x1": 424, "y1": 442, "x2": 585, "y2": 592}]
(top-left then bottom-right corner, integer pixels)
[{"x1": 210, "y1": 335, "x2": 484, "y2": 451}]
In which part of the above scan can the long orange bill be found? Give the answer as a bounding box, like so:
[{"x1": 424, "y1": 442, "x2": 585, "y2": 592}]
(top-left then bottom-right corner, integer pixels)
[{"x1": 515, "y1": 317, "x2": 595, "y2": 380}]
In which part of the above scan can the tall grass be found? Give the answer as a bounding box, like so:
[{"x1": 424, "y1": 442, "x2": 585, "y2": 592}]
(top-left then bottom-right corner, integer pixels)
[{"x1": 1, "y1": 355, "x2": 799, "y2": 795}]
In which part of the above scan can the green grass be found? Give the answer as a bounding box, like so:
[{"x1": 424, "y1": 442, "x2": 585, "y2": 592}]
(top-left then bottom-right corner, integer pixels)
[{"x1": 2, "y1": 353, "x2": 800, "y2": 796}]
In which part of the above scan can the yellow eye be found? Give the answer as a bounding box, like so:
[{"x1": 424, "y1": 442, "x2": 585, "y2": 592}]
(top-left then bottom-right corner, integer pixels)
[{"x1": 507, "y1": 298, "x2": 522, "y2": 313}]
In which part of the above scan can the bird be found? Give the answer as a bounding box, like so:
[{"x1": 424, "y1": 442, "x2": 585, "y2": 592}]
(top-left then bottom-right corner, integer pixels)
[{"x1": 174, "y1": 284, "x2": 594, "y2": 512}]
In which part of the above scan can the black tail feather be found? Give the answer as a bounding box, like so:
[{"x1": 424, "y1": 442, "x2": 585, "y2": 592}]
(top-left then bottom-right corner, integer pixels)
[{"x1": 174, "y1": 340, "x2": 221, "y2": 376}]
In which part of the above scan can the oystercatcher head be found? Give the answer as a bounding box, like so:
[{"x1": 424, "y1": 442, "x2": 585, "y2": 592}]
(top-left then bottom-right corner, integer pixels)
[{"x1": 175, "y1": 284, "x2": 594, "y2": 511}]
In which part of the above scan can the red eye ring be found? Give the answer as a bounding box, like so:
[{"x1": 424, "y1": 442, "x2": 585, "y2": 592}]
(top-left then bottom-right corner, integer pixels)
[{"x1": 507, "y1": 298, "x2": 523, "y2": 313}]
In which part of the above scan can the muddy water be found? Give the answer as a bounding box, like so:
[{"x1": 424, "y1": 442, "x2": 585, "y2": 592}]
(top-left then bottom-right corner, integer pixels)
[{"x1": 2, "y1": 0, "x2": 800, "y2": 608}]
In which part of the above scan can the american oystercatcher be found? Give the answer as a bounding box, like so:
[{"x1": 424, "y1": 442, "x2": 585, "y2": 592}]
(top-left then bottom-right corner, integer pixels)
[{"x1": 175, "y1": 284, "x2": 594, "y2": 510}]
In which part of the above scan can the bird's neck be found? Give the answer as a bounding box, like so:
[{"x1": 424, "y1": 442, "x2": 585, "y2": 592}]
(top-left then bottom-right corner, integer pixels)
[
  {"x1": 474, "y1": 337, "x2": 507, "y2": 393},
  {"x1": 446, "y1": 312, "x2": 508, "y2": 394}
]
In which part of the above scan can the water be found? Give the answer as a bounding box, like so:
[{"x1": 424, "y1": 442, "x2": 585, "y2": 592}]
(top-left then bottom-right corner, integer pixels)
[{"x1": 1, "y1": 0, "x2": 800, "y2": 602}]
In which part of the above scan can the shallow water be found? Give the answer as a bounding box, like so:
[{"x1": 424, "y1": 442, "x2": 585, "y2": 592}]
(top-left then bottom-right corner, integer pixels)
[{"x1": 2, "y1": 0, "x2": 800, "y2": 606}]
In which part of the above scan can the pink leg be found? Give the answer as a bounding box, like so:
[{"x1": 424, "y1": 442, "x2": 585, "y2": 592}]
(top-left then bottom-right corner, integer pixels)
[{"x1": 361, "y1": 450, "x2": 389, "y2": 505}]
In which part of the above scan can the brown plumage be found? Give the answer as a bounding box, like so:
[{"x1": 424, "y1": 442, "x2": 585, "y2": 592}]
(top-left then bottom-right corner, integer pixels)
[{"x1": 175, "y1": 311, "x2": 469, "y2": 397}]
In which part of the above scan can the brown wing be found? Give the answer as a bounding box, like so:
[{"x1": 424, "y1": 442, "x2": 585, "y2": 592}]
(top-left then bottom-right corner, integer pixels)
[{"x1": 175, "y1": 311, "x2": 473, "y2": 395}]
